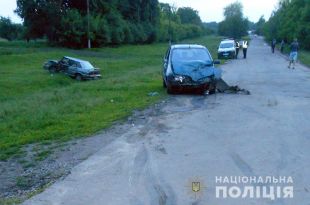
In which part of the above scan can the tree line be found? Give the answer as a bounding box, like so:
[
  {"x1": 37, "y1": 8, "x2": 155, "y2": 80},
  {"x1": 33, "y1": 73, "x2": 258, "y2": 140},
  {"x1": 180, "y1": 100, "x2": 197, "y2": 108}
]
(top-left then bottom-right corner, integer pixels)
[
  {"x1": 0, "y1": 0, "x2": 207, "y2": 48},
  {"x1": 218, "y1": 2, "x2": 249, "y2": 39},
  {"x1": 257, "y1": 0, "x2": 310, "y2": 50},
  {"x1": 0, "y1": 17, "x2": 24, "y2": 41}
]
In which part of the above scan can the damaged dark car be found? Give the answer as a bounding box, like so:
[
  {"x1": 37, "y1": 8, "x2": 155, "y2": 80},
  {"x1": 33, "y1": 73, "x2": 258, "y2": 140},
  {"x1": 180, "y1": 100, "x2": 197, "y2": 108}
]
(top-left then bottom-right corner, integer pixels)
[
  {"x1": 43, "y1": 56, "x2": 101, "y2": 81},
  {"x1": 162, "y1": 44, "x2": 221, "y2": 94}
]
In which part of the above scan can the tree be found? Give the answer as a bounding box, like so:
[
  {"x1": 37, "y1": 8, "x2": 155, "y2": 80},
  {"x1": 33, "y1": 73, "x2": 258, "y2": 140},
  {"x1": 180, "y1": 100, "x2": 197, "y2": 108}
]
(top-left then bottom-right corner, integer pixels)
[
  {"x1": 0, "y1": 17, "x2": 23, "y2": 41},
  {"x1": 177, "y1": 7, "x2": 202, "y2": 25},
  {"x1": 203, "y1": 22, "x2": 218, "y2": 35},
  {"x1": 255, "y1": 16, "x2": 266, "y2": 35},
  {"x1": 15, "y1": 0, "x2": 205, "y2": 47},
  {"x1": 15, "y1": 0, "x2": 63, "y2": 40},
  {"x1": 263, "y1": 0, "x2": 310, "y2": 49},
  {"x1": 218, "y1": 2, "x2": 248, "y2": 39}
]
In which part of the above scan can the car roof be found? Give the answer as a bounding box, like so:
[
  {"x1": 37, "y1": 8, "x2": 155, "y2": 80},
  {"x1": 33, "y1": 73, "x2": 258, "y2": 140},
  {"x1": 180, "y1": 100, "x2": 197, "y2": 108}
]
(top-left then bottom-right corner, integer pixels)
[
  {"x1": 171, "y1": 44, "x2": 206, "y2": 49},
  {"x1": 63, "y1": 56, "x2": 90, "y2": 63},
  {"x1": 220, "y1": 40, "x2": 235, "y2": 44}
]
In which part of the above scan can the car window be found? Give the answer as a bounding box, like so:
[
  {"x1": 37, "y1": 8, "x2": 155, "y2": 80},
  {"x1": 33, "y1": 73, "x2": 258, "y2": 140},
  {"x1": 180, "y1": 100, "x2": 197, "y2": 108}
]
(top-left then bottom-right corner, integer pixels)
[
  {"x1": 220, "y1": 42, "x2": 234, "y2": 48},
  {"x1": 171, "y1": 48, "x2": 211, "y2": 62},
  {"x1": 80, "y1": 61, "x2": 94, "y2": 69},
  {"x1": 75, "y1": 62, "x2": 81, "y2": 68},
  {"x1": 61, "y1": 58, "x2": 69, "y2": 65},
  {"x1": 68, "y1": 60, "x2": 76, "y2": 66}
]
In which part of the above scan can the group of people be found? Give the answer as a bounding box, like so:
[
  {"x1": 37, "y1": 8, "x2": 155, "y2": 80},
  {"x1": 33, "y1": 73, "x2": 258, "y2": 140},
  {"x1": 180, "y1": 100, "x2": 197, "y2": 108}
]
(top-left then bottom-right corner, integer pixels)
[
  {"x1": 271, "y1": 39, "x2": 286, "y2": 53},
  {"x1": 271, "y1": 38, "x2": 299, "y2": 69},
  {"x1": 235, "y1": 40, "x2": 248, "y2": 59}
]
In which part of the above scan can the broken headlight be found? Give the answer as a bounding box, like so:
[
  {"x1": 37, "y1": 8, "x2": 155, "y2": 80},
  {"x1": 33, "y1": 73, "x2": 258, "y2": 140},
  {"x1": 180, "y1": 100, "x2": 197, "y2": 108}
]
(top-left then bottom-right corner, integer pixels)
[{"x1": 174, "y1": 75, "x2": 186, "y2": 83}]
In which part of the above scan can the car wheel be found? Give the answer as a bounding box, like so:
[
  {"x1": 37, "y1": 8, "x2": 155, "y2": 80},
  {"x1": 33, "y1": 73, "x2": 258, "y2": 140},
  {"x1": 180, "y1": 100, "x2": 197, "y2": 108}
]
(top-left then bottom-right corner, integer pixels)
[
  {"x1": 163, "y1": 78, "x2": 167, "y2": 88},
  {"x1": 75, "y1": 74, "x2": 83, "y2": 81},
  {"x1": 167, "y1": 87, "x2": 175, "y2": 94},
  {"x1": 198, "y1": 88, "x2": 205, "y2": 95},
  {"x1": 48, "y1": 66, "x2": 56, "y2": 73},
  {"x1": 209, "y1": 88, "x2": 216, "y2": 95}
]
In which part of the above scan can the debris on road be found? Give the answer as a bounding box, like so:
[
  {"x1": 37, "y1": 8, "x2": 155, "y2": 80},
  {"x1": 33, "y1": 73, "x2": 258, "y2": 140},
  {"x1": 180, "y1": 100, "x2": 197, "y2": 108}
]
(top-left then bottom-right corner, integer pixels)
[
  {"x1": 148, "y1": 92, "x2": 159, "y2": 97},
  {"x1": 216, "y1": 78, "x2": 251, "y2": 95}
]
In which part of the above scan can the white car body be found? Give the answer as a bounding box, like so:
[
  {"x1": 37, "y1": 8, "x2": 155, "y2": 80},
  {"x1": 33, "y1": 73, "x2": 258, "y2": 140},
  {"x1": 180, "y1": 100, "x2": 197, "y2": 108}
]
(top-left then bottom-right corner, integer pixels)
[{"x1": 217, "y1": 39, "x2": 236, "y2": 59}]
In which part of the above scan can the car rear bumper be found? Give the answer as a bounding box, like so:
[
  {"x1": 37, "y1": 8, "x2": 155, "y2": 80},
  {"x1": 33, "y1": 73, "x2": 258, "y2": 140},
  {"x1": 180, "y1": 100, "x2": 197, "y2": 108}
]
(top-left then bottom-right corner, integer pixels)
[{"x1": 83, "y1": 74, "x2": 102, "y2": 80}]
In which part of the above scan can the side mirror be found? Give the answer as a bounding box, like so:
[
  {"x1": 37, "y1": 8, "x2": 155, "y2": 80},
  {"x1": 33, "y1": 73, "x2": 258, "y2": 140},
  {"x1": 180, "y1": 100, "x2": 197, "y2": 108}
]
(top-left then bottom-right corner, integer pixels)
[{"x1": 213, "y1": 60, "x2": 220, "y2": 65}]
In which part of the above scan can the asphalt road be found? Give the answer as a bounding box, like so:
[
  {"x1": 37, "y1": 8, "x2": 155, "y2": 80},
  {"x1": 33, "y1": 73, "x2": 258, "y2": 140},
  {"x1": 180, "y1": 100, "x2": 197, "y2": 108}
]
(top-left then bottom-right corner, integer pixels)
[{"x1": 23, "y1": 37, "x2": 310, "y2": 205}]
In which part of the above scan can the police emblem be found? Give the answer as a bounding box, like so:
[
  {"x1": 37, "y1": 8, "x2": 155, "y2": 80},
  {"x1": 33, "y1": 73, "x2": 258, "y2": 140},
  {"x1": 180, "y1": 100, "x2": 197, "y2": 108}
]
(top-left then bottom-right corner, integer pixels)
[{"x1": 192, "y1": 182, "x2": 200, "y2": 192}]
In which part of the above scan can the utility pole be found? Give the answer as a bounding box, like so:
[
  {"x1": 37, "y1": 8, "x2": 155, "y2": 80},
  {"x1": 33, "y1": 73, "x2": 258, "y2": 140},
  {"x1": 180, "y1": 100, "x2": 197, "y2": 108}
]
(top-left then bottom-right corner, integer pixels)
[
  {"x1": 168, "y1": 5, "x2": 171, "y2": 45},
  {"x1": 87, "y1": 0, "x2": 91, "y2": 49}
]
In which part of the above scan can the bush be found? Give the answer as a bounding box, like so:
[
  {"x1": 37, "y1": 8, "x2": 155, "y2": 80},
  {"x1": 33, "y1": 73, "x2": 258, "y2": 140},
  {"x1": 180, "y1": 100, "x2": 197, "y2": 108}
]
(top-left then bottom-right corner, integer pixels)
[{"x1": 57, "y1": 9, "x2": 86, "y2": 48}]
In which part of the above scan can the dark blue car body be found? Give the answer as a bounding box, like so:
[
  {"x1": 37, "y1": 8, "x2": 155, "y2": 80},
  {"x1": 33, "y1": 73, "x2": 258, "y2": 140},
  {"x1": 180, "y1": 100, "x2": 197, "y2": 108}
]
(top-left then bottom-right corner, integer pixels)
[{"x1": 162, "y1": 44, "x2": 221, "y2": 94}]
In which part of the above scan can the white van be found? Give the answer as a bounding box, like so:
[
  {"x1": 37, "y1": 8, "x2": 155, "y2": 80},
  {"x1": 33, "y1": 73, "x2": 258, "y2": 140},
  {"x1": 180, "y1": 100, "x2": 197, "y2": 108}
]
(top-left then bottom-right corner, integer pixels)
[{"x1": 217, "y1": 39, "x2": 236, "y2": 59}]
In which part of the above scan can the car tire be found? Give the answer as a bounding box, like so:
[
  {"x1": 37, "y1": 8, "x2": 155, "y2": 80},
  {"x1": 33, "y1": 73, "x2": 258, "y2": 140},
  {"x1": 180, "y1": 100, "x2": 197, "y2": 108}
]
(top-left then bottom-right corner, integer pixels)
[
  {"x1": 48, "y1": 66, "x2": 56, "y2": 73},
  {"x1": 75, "y1": 74, "x2": 83, "y2": 81},
  {"x1": 209, "y1": 88, "x2": 216, "y2": 95},
  {"x1": 199, "y1": 88, "x2": 205, "y2": 95},
  {"x1": 167, "y1": 87, "x2": 175, "y2": 94}
]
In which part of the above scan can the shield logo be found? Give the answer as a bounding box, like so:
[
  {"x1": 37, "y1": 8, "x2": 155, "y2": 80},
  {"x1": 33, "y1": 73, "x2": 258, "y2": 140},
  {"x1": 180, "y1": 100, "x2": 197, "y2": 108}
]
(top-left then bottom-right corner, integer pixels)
[{"x1": 192, "y1": 182, "x2": 200, "y2": 192}]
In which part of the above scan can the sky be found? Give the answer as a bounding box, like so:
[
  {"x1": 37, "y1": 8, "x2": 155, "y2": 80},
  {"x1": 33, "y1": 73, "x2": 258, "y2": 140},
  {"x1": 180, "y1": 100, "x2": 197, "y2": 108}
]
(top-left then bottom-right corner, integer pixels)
[
  {"x1": 0, "y1": 0, "x2": 279, "y2": 24},
  {"x1": 0, "y1": 0, "x2": 21, "y2": 23},
  {"x1": 160, "y1": 0, "x2": 279, "y2": 22}
]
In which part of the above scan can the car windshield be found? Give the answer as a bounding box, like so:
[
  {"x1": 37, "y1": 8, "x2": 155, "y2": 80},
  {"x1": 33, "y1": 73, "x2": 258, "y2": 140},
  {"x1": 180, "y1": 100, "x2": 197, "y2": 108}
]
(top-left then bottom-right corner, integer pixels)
[
  {"x1": 80, "y1": 61, "x2": 94, "y2": 70},
  {"x1": 171, "y1": 48, "x2": 212, "y2": 64},
  {"x1": 171, "y1": 48, "x2": 213, "y2": 75},
  {"x1": 220, "y1": 42, "x2": 234, "y2": 48}
]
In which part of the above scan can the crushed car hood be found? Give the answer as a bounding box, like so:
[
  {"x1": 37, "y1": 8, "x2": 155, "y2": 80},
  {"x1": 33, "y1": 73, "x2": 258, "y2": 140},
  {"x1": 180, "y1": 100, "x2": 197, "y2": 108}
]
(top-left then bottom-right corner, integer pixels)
[{"x1": 172, "y1": 60, "x2": 222, "y2": 81}]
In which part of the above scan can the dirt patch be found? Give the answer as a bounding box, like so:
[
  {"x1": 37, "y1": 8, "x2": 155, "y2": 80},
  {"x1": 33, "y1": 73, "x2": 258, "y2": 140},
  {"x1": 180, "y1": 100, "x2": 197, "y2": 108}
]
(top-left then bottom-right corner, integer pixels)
[
  {"x1": 0, "y1": 80, "x2": 250, "y2": 202},
  {"x1": 0, "y1": 100, "x2": 168, "y2": 202}
]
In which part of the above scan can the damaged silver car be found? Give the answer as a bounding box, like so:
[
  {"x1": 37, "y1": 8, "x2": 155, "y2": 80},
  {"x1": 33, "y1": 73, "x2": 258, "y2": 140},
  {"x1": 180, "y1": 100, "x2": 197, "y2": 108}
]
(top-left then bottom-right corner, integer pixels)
[{"x1": 43, "y1": 56, "x2": 101, "y2": 81}]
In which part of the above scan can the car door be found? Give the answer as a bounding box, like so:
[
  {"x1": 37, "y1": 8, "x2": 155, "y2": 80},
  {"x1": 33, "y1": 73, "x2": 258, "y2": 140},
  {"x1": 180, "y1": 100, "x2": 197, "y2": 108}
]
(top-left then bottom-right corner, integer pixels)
[
  {"x1": 59, "y1": 57, "x2": 70, "y2": 71},
  {"x1": 163, "y1": 47, "x2": 171, "y2": 77},
  {"x1": 67, "y1": 60, "x2": 78, "y2": 76}
]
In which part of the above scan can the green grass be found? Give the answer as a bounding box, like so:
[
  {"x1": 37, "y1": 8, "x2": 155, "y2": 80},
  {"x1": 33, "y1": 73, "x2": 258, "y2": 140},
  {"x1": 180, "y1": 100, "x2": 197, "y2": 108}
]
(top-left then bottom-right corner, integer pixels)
[
  {"x1": 0, "y1": 35, "x2": 223, "y2": 160},
  {"x1": 0, "y1": 38, "x2": 8, "y2": 42},
  {"x1": 276, "y1": 44, "x2": 310, "y2": 67},
  {"x1": 299, "y1": 50, "x2": 310, "y2": 67},
  {"x1": 0, "y1": 182, "x2": 52, "y2": 205}
]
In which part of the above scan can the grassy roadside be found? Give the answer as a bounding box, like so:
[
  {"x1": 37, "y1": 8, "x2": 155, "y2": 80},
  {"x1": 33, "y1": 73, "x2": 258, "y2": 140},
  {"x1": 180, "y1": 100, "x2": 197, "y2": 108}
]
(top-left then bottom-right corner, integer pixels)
[
  {"x1": 0, "y1": 35, "x2": 223, "y2": 160},
  {"x1": 299, "y1": 50, "x2": 310, "y2": 67},
  {"x1": 273, "y1": 41, "x2": 310, "y2": 68}
]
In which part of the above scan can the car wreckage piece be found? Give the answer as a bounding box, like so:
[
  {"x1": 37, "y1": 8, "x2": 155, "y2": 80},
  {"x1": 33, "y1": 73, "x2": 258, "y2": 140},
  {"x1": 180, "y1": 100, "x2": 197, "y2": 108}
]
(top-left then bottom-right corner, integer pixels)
[{"x1": 215, "y1": 78, "x2": 250, "y2": 95}]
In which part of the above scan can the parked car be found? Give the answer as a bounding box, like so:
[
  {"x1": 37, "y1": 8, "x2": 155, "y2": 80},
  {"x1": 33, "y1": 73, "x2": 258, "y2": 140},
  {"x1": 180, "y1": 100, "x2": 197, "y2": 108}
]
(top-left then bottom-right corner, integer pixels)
[
  {"x1": 162, "y1": 44, "x2": 222, "y2": 94},
  {"x1": 217, "y1": 39, "x2": 236, "y2": 59},
  {"x1": 43, "y1": 56, "x2": 101, "y2": 80}
]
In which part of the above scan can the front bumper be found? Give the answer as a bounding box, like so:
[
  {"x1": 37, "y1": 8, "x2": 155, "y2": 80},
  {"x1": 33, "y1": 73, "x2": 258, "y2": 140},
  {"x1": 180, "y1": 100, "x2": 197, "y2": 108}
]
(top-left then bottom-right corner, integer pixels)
[
  {"x1": 218, "y1": 51, "x2": 235, "y2": 59},
  {"x1": 166, "y1": 77, "x2": 215, "y2": 93}
]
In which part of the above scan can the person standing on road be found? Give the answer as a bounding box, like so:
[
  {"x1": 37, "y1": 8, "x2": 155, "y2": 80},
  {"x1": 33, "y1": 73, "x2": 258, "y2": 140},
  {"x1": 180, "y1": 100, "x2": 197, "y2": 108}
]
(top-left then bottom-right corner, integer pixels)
[
  {"x1": 280, "y1": 40, "x2": 285, "y2": 53},
  {"x1": 271, "y1": 38, "x2": 276, "y2": 53},
  {"x1": 235, "y1": 40, "x2": 240, "y2": 59},
  {"x1": 242, "y1": 40, "x2": 248, "y2": 58},
  {"x1": 288, "y1": 38, "x2": 299, "y2": 69}
]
